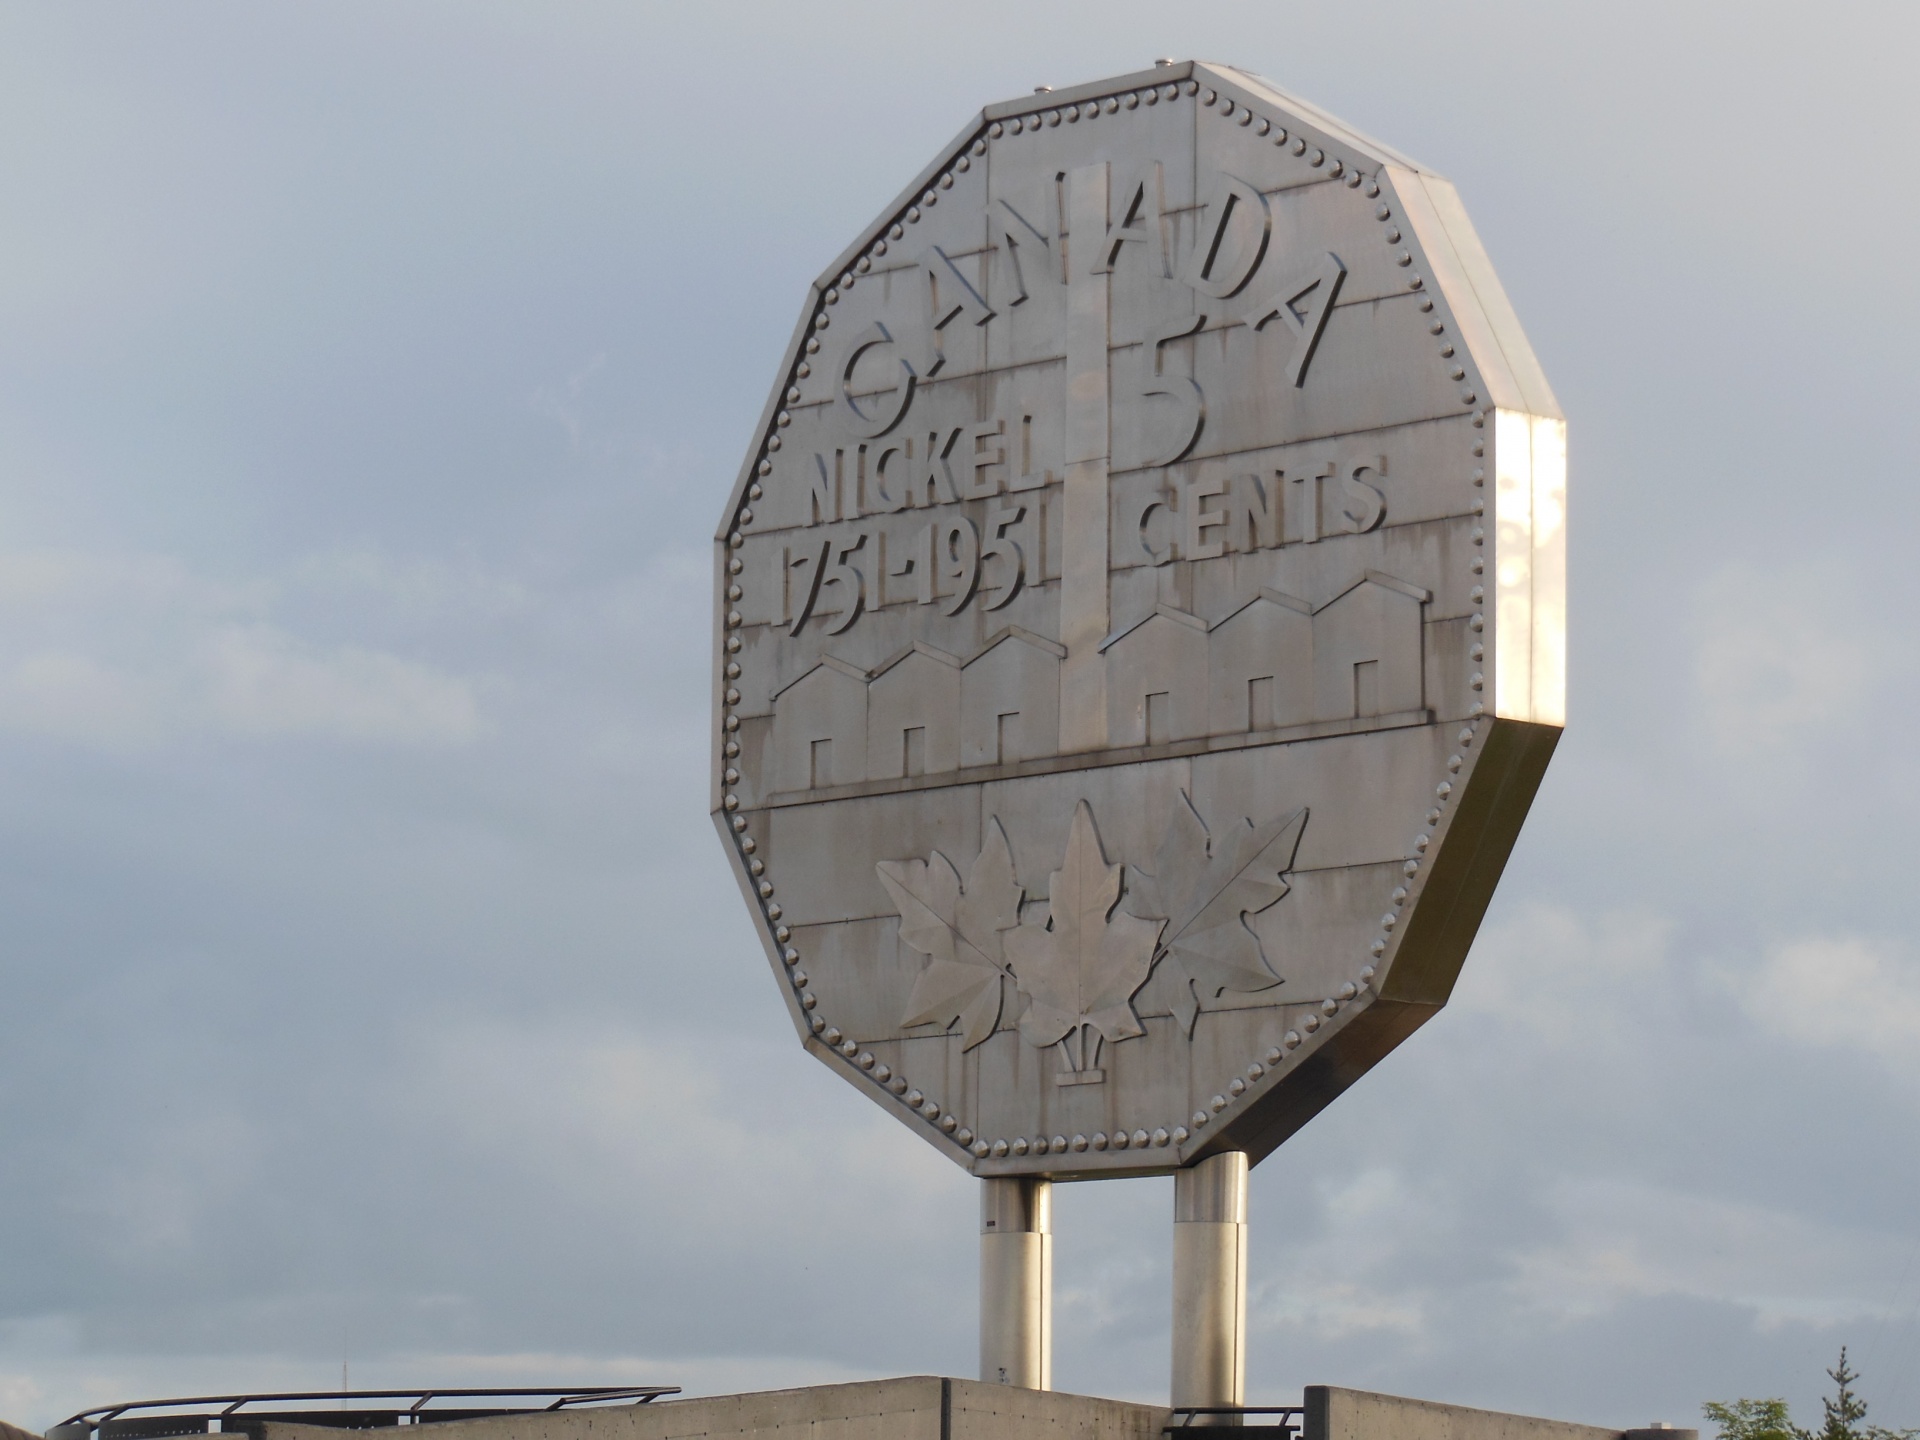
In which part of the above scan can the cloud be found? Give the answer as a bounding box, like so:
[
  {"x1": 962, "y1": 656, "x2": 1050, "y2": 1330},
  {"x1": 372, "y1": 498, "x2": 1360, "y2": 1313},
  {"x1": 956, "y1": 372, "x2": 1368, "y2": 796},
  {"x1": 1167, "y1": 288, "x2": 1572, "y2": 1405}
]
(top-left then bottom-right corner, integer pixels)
[
  {"x1": 1253, "y1": 1270, "x2": 1425, "y2": 1341},
  {"x1": 0, "y1": 1375, "x2": 44, "y2": 1427},
  {"x1": 1240, "y1": 904, "x2": 1920, "y2": 1363},
  {"x1": 197, "y1": 624, "x2": 481, "y2": 743},
  {"x1": 1691, "y1": 561, "x2": 1880, "y2": 761},
  {"x1": 391, "y1": 1014, "x2": 961, "y2": 1235},
  {"x1": 9, "y1": 4, "x2": 1920, "y2": 1434},
  {"x1": 1446, "y1": 901, "x2": 1675, "y2": 1048},
  {"x1": 0, "y1": 650, "x2": 155, "y2": 746},
  {"x1": 530, "y1": 353, "x2": 608, "y2": 453},
  {"x1": 1739, "y1": 934, "x2": 1920, "y2": 1074},
  {"x1": 1507, "y1": 1178, "x2": 1907, "y2": 1329},
  {"x1": 0, "y1": 550, "x2": 484, "y2": 748},
  {"x1": 294, "y1": 548, "x2": 535, "y2": 623}
]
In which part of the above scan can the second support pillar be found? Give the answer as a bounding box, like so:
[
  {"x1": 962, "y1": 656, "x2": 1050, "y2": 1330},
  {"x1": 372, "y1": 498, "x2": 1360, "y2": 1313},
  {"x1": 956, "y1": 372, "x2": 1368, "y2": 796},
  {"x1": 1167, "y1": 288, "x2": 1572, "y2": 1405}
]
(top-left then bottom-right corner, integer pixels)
[
  {"x1": 1171, "y1": 1151, "x2": 1248, "y2": 1411},
  {"x1": 980, "y1": 1176, "x2": 1052, "y2": 1389}
]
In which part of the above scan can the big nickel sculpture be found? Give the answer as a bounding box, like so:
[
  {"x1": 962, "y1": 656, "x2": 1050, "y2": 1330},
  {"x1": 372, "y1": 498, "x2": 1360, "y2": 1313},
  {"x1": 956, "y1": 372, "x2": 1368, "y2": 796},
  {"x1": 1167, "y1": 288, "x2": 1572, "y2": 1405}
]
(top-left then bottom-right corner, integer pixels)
[{"x1": 711, "y1": 60, "x2": 1564, "y2": 1404}]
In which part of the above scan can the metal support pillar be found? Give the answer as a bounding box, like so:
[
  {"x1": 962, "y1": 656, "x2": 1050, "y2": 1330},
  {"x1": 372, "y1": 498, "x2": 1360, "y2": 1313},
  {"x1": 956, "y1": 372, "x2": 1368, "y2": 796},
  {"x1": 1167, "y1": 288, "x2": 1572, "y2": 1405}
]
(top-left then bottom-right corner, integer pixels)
[
  {"x1": 980, "y1": 1176, "x2": 1052, "y2": 1389},
  {"x1": 1171, "y1": 1151, "x2": 1248, "y2": 1411}
]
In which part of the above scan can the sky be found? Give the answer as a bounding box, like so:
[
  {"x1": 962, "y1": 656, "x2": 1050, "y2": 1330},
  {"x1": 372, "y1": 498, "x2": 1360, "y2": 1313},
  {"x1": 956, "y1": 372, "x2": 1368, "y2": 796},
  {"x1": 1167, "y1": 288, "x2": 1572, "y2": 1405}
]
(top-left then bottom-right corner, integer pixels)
[{"x1": 2, "y1": 0, "x2": 1918, "y2": 1432}]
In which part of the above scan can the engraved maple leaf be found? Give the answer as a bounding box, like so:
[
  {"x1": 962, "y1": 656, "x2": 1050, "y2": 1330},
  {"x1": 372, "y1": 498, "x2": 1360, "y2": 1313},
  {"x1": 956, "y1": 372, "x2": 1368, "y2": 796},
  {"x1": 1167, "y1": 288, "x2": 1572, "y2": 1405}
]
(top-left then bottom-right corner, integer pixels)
[
  {"x1": 1005, "y1": 800, "x2": 1166, "y2": 1056},
  {"x1": 1125, "y1": 791, "x2": 1309, "y2": 1036},
  {"x1": 877, "y1": 818, "x2": 1023, "y2": 1050}
]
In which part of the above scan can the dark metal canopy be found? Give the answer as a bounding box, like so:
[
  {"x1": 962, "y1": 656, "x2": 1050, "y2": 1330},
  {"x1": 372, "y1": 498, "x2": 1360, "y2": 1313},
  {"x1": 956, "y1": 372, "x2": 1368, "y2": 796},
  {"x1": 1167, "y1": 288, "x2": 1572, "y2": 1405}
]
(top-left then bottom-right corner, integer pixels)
[{"x1": 50, "y1": 1388, "x2": 679, "y2": 1440}]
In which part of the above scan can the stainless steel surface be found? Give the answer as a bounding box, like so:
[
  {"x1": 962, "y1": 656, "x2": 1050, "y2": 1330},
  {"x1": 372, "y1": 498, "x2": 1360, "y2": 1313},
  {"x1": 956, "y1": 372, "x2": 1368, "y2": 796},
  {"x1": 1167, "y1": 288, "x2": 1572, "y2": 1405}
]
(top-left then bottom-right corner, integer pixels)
[
  {"x1": 1171, "y1": 1151, "x2": 1248, "y2": 1410},
  {"x1": 1173, "y1": 1147, "x2": 1249, "y2": 1224},
  {"x1": 1061, "y1": 162, "x2": 1114, "y2": 753},
  {"x1": 713, "y1": 59, "x2": 1565, "y2": 1180},
  {"x1": 980, "y1": 1177, "x2": 1053, "y2": 1389}
]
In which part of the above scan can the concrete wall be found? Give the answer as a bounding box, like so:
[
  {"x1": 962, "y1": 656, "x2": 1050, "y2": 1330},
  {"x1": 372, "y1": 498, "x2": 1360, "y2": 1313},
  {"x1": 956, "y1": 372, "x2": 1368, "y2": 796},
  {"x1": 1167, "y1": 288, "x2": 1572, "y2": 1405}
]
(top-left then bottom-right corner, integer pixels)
[
  {"x1": 258, "y1": 1380, "x2": 1694, "y2": 1440},
  {"x1": 265, "y1": 1378, "x2": 1164, "y2": 1440},
  {"x1": 1304, "y1": 1386, "x2": 1695, "y2": 1440}
]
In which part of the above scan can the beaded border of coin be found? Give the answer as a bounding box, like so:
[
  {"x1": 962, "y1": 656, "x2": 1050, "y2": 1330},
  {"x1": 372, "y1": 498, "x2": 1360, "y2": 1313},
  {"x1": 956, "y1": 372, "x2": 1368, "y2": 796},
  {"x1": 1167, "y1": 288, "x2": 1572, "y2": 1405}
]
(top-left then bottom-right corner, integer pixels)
[{"x1": 715, "y1": 73, "x2": 1491, "y2": 1168}]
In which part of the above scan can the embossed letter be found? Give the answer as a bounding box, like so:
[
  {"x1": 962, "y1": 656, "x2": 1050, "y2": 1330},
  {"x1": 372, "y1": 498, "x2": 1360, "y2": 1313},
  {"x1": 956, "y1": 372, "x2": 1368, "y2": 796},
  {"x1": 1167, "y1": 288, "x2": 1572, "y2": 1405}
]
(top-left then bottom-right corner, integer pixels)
[
  {"x1": 991, "y1": 198, "x2": 1057, "y2": 305},
  {"x1": 868, "y1": 440, "x2": 910, "y2": 514},
  {"x1": 1008, "y1": 413, "x2": 1052, "y2": 493},
  {"x1": 917, "y1": 246, "x2": 994, "y2": 378},
  {"x1": 1128, "y1": 312, "x2": 1207, "y2": 467},
  {"x1": 1145, "y1": 497, "x2": 1175, "y2": 566},
  {"x1": 836, "y1": 322, "x2": 916, "y2": 438},
  {"x1": 1244, "y1": 252, "x2": 1347, "y2": 388},
  {"x1": 1286, "y1": 464, "x2": 1336, "y2": 545},
  {"x1": 959, "y1": 419, "x2": 1006, "y2": 501},
  {"x1": 1340, "y1": 459, "x2": 1387, "y2": 533},
  {"x1": 1227, "y1": 472, "x2": 1280, "y2": 551},
  {"x1": 822, "y1": 533, "x2": 868, "y2": 636},
  {"x1": 939, "y1": 518, "x2": 981, "y2": 615},
  {"x1": 788, "y1": 538, "x2": 830, "y2": 635},
  {"x1": 1093, "y1": 163, "x2": 1168, "y2": 278},
  {"x1": 1183, "y1": 476, "x2": 1229, "y2": 561},
  {"x1": 907, "y1": 427, "x2": 963, "y2": 508},
  {"x1": 981, "y1": 501, "x2": 1026, "y2": 610},
  {"x1": 1183, "y1": 174, "x2": 1271, "y2": 299},
  {"x1": 808, "y1": 451, "x2": 845, "y2": 525}
]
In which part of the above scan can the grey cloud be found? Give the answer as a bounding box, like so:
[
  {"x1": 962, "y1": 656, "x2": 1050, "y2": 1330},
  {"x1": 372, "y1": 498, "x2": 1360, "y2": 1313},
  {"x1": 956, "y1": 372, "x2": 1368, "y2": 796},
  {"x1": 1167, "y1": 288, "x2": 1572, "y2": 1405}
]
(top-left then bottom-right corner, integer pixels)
[{"x1": 4, "y1": 0, "x2": 1920, "y2": 1435}]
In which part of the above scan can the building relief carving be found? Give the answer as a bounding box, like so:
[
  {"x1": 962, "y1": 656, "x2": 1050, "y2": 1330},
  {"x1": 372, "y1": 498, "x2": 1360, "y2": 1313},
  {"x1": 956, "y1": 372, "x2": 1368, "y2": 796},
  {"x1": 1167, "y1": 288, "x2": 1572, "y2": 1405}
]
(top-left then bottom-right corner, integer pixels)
[
  {"x1": 770, "y1": 572, "x2": 1430, "y2": 796},
  {"x1": 712, "y1": 61, "x2": 1566, "y2": 1178},
  {"x1": 1124, "y1": 792, "x2": 1308, "y2": 1037},
  {"x1": 877, "y1": 796, "x2": 1307, "y2": 1079}
]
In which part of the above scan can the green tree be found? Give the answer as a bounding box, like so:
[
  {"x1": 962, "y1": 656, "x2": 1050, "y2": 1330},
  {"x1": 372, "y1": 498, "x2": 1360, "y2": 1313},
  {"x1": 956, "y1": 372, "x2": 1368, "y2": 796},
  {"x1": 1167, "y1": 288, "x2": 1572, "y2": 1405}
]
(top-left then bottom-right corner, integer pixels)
[
  {"x1": 1705, "y1": 1349, "x2": 1916, "y2": 1440},
  {"x1": 1705, "y1": 1398, "x2": 1800, "y2": 1440},
  {"x1": 1816, "y1": 1349, "x2": 1871, "y2": 1440}
]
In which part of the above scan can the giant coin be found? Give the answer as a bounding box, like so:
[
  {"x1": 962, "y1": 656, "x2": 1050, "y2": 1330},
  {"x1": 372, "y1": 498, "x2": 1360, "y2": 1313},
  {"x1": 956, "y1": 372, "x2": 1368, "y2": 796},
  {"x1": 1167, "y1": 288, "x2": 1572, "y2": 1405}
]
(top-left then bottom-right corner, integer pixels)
[{"x1": 712, "y1": 61, "x2": 1565, "y2": 1178}]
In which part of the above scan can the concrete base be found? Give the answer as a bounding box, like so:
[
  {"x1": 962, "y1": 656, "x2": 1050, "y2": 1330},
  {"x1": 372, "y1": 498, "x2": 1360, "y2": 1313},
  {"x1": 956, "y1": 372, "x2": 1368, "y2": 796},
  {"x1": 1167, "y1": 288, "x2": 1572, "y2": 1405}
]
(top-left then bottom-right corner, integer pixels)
[
  {"x1": 260, "y1": 1379, "x2": 1694, "y2": 1440},
  {"x1": 1306, "y1": 1387, "x2": 1694, "y2": 1440},
  {"x1": 269, "y1": 1380, "x2": 1153, "y2": 1440}
]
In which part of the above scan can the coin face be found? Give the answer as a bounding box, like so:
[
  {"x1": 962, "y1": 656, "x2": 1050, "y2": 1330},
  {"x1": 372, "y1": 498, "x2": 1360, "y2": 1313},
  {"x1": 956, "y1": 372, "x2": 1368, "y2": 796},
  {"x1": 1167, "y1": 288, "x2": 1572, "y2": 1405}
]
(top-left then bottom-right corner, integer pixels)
[{"x1": 713, "y1": 61, "x2": 1565, "y2": 1178}]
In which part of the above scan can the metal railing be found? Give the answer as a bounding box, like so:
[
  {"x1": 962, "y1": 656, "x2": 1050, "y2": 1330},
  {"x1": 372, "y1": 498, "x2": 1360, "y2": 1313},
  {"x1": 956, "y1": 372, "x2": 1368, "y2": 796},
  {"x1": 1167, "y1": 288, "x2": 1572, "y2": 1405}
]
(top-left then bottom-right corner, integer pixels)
[
  {"x1": 50, "y1": 1388, "x2": 679, "y2": 1440},
  {"x1": 1164, "y1": 1407, "x2": 1306, "y2": 1434}
]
